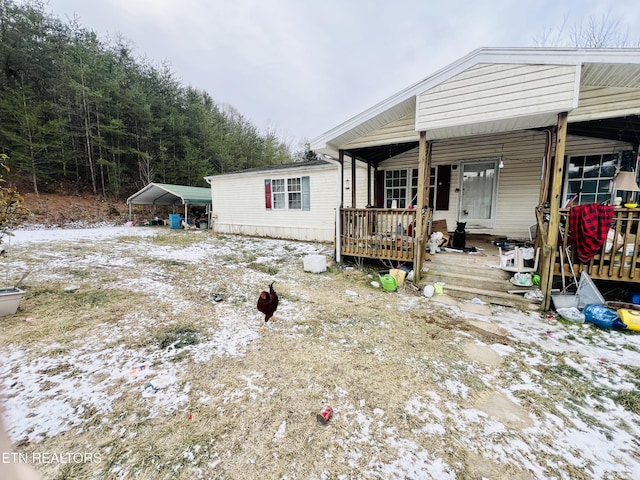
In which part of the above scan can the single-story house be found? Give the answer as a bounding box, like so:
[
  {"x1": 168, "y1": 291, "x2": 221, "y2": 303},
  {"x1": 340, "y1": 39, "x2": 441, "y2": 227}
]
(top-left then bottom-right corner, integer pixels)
[
  {"x1": 309, "y1": 47, "x2": 640, "y2": 308},
  {"x1": 204, "y1": 159, "x2": 368, "y2": 242}
]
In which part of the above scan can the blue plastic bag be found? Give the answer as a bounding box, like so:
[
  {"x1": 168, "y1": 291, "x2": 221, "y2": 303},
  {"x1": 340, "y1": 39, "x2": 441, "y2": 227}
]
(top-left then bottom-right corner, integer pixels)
[{"x1": 583, "y1": 304, "x2": 627, "y2": 329}]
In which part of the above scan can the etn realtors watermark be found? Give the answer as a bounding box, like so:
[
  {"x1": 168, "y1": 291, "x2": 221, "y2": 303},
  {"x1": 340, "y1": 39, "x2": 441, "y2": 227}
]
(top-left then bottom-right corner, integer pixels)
[{"x1": 2, "y1": 451, "x2": 102, "y2": 464}]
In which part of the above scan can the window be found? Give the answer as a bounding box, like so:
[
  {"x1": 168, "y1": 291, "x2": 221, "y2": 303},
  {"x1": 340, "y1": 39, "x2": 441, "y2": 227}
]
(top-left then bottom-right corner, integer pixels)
[
  {"x1": 410, "y1": 168, "x2": 418, "y2": 207},
  {"x1": 565, "y1": 153, "x2": 619, "y2": 206},
  {"x1": 288, "y1": 178, "x2": 301, "y2": 209},
  {"x1": 272, "y1": 179, "x2": 286, "y2": 209},
  {"x1": 385, "y1": 168, "x2": 418, "y2": 208},
  {"x1": 384, "y1": 167, "x2": 448, "y2": 210},
  {"x1": 385, "y1": 169, "x2": 409, "y2": 208},
  {"x1": 265, "y1": 176, "x2": 310, "y2": 210}
]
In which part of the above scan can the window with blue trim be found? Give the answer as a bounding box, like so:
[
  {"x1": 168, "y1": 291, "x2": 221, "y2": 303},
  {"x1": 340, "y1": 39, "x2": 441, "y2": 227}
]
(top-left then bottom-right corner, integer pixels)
[{"x1": 264, "y1": 176, "x2": 310, "y2": 210}]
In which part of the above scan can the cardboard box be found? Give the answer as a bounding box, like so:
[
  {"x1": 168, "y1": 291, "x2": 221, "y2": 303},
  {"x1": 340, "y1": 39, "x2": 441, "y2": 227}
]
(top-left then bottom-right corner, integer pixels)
[{"x1": 430, "y1": 219, "x2": 449, "y2": 247}]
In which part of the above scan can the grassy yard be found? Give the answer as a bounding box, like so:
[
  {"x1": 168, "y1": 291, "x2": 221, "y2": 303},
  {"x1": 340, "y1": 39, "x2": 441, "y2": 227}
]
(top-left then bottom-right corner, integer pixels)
[{"x1": 1, "y1": 227, "x2": 640, "y2": 479}]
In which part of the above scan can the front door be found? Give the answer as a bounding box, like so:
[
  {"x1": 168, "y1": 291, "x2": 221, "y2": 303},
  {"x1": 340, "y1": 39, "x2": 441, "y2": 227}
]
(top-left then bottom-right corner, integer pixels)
[{"x1": 458, "y1": 159, "x2": 499, "y2": 228}]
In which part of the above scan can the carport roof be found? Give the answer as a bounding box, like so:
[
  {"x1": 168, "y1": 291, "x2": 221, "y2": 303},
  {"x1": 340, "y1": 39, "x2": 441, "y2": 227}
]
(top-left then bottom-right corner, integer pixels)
[{"x1": 126, "y1": 183, "x2": 212, "y2": 206}]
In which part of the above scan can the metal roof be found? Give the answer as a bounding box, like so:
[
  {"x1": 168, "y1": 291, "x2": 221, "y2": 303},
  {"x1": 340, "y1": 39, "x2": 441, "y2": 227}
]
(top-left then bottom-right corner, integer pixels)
[{"x1": 126, "y1": 183, "x2": 212, "y2": 206}]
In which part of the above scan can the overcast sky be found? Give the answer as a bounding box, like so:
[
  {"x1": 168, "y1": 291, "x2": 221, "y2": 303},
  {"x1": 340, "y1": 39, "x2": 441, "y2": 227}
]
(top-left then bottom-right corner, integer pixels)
[{"x1": 42, "y1": 0, "x2": 640, "y2": 150}]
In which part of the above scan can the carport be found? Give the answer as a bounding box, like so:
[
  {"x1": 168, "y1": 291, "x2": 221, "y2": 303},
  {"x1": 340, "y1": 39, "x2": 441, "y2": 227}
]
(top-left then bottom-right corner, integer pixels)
[{"x1": 126, "y1": 183, "x2": 213, "y2": 227}]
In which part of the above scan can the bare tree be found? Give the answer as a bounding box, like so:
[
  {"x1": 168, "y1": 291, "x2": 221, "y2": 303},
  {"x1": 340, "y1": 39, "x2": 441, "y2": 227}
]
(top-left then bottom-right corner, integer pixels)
[{"x1": 535, "y1": 11, "x2": 640, "y2": 48}]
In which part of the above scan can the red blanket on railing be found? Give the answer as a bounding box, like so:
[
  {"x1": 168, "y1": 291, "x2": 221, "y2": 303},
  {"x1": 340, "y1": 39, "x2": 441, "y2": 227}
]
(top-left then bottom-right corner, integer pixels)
[{"x1": 568, "y1": 204, "x2": 614, "y2": 263}]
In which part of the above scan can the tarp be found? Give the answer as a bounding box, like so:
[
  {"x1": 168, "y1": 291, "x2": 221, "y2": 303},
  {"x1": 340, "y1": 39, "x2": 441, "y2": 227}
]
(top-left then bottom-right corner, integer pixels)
[{"x1": 126, "y1": 183, "x2": 212, "y2": 206}]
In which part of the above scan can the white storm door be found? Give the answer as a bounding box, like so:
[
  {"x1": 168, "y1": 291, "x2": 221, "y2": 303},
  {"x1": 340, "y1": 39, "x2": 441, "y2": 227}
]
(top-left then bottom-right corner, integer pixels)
[{"x1": 458, "y1": 160, "x2": 499, "y2": 228}]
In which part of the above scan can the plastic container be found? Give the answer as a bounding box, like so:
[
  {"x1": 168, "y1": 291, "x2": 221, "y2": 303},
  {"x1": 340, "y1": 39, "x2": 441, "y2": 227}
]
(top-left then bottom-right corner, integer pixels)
[
  {"x1": 303, "y1": 254, "x2": 327, "y2": 273},
  {"x1": 169, "y1": 213, "x2": 181, "y2": 230},
  {"x1": 552, "y1": 294, "x2": 579, "y2": 310},
  {"x1": 0, "y1": 287, "x2": 25, "y2": 316},
  {"x1": 617, "y1": 309, "x2": 640, "y2": 331},
  {"x1": 628, "y1": 291, "x2": 640, "y2": 305},
  {"x1": 379, "y1": 274, "x2": 397, "y2": 291}
]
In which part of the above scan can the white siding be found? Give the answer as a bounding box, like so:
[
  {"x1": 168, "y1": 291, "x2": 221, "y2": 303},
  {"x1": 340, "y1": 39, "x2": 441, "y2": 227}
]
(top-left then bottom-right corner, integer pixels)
[
  {"x1": 208, "y1": 162, "x2": 367, "y2": 242},
  {"x1": 380, "y1": 131, "x2": 631, "y2": 239},
  {"x1": 341, "y1": 160, "x2": 369, "y2": 208},
  {"x1": 210, "y1": 165, "x2": 338, "y2": 242},
  {"x1": 343, "y1": 114, "x2": 418, "y2": 149},
  {"x1": 417, "y1": 64, "x2": 578, "y2": 131},
  {"x1": 571, "y1": 85, "x2": 640, "y2": 122}
]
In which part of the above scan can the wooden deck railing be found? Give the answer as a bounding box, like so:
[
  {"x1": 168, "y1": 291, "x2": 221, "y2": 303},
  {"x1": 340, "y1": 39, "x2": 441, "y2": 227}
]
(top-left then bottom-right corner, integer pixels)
[
  {"x1": 340, "y1": 208, "x2": 428, "y2": 263},
  {"x1": 553, "y1": 207, "x2": 640, "y2": 283}
]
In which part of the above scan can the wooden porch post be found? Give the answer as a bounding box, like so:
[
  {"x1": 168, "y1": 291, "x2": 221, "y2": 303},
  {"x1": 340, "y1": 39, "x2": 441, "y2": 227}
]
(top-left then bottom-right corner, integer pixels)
[
  {"x1": 540, "y1": 112, "x2": 568, "y2": 310},
  {"x1": 414, "y1": 131, "x2": 430, "y2": 282},
  {"x1": 367, "y1": 163, "x2": 372, "y2": 206}
]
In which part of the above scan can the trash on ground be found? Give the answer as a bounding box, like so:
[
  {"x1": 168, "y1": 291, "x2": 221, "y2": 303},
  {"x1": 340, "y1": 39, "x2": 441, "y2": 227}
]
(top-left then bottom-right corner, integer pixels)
[
  {"x1": 129, "y1": 364, "x2": 150, "y2": 375},
  {"x1": 556, "y1": 307, "x2": 585, "y2": 323},
  {"x1": 583, "y1": 304, "x2": 627, "y2": 329},
  {"x1": 423, "y1": 285, "x2": 435, "y2": 298},
  {"x1": 617, "y1": 309, "x2": 640, "y2": 331},
  {"x1": 510, "y1": 272, "x2": 533, "y2": 286},
  {"x1": 317, "y1": 405, "x2": 333, "y2": 425},
  {"x1": 303, "y1": 254, "x2": 327, "y2": 273},
  {"x1": 524, "y1": 289, "x2": 544, "y2": 301},
  {"x1": 389, "y1": 268, "x2": 406, "y2": 287},
  {"x1": 378, "y1": 274, "x2": 397, "y2": 291},
  {"x1": 345, "y1": 289, "x2": 361, "y2": 297}
]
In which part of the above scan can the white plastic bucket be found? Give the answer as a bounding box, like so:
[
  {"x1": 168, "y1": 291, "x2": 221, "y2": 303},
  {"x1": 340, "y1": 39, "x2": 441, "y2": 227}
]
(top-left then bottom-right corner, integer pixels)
[{"x1": 303, "y1": 254, "x2": 327, "y2": 273}]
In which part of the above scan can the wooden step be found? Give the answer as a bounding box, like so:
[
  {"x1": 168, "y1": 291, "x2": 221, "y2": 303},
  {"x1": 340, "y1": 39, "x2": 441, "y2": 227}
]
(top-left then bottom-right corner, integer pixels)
[{"x1": 421, "y1": 250, "x2": 541, "y2": 310}]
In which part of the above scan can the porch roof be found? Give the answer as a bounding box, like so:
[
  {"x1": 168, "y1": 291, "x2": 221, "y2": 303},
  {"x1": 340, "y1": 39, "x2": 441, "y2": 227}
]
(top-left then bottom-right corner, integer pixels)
[{"x1": 311, "y1": 47, "x2": 640, "y2": 164}]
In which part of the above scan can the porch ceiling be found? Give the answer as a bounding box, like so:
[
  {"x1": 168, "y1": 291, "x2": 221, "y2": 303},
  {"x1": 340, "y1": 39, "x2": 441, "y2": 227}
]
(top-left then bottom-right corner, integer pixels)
[
  {"x1": 567, "y1": 114, "x2": 640, "y2": 145},
  {"x1": 346, "y1": 141, "x2": 418, "y2": 166}
]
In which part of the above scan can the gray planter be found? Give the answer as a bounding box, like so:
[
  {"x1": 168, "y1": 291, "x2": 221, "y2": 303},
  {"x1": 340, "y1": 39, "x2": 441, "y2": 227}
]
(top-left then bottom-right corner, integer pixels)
[{"x1": 0, "y1": 287, "x2": 25, "y2": 316}]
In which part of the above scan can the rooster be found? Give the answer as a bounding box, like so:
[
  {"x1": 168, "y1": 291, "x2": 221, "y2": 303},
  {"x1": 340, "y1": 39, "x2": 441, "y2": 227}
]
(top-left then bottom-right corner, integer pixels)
[{"x1": 257, "y1": 281, "x2": 279, "y2": 333}]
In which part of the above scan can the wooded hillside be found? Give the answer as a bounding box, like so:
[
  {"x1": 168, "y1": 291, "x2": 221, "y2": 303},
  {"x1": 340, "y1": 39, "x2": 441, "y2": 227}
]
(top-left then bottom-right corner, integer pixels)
[{"x1": 0, "y1": 0, "x2": 302, "y2": 199}]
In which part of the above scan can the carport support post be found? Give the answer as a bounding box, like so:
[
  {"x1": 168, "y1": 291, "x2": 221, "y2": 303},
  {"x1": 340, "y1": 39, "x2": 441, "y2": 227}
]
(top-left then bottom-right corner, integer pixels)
[
  {"x1": 413, "y1": 131, "x2": 430, "y2": 282},
  {"x1": 540, "y1": 112, "x2": 568, "y2": 310}
]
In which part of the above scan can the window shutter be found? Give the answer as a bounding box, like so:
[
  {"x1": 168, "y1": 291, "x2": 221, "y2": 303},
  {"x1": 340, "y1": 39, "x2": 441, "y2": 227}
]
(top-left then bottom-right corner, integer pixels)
[
  {"x1": 264, "y1": 179, "x2": 272, "y2": 209},
  {"x1": 302, "y1": 176, "x2": 310, "y2": 211}
]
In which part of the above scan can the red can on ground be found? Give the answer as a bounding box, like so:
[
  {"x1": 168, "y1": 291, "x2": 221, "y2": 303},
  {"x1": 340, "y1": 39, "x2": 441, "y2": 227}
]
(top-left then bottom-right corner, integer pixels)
[{"x1": 317, "y1": 405, "x2": 333, "y2": 425}]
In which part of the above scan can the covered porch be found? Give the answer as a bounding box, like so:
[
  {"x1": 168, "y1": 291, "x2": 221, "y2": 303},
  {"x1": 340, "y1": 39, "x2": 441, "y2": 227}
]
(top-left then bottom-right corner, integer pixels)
[
  {"x1": 340, "y1": 207, "x2": 431, "y2": 263},
  {"x1": 312, "y1": 48, "x2": 640, "y2": 309}
]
